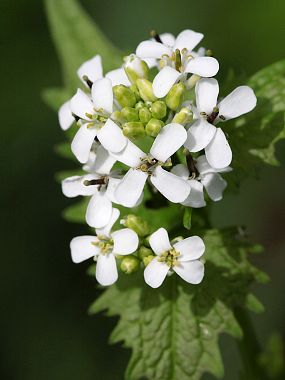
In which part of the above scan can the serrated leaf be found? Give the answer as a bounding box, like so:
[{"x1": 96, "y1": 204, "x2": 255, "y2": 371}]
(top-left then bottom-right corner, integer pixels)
[
  {"x1": 226, "y1": 59, "x2": 285, "y2": 189},
  {"x1": 44, "y1": 0, "x2": 124, "y2": 108},
  {"x1": 90, "y1": 228, "x2": 266, "y2": 380}
]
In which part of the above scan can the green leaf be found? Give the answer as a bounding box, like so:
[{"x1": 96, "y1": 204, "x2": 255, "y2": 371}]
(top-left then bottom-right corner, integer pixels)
[
  {"x1": 44, "y1": 0, "x2": 124, "y2": 107},
  {"x1": 90, "y1": 228, "x2": 267, "y2": 380},
  {"x1": 226, "y1": 59, "x2": 285, "y2": 189}
]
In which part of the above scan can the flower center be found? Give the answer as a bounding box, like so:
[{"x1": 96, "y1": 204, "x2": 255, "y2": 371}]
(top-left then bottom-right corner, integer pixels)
[
  {"x1": 137, "y1": 156, "x2": 159, "y2": 174},
  {"x1": 92, "y1": 236, "x2": 114, "y2": 255},
  {"x1": 158, "y1": 248, "x2": 180, "y2": 268}
]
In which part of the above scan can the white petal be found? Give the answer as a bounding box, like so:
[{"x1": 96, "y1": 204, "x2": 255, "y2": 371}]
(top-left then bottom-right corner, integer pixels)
[
  {"x1": 97, "y1": 118, "x2": 127, "y2": 153},
  {"x1": 110, "y1": 140, "x2": 145, "y2": 167},
  {"x1": 95, "y1": 208, "x2": 120, "y2": 237},
  {"x1": 151, "y1": 166, "x2": 190, "y2": 203},
  {"x1": 173, "y1": 236, "x2": 205, "y2": 261},
  {"x1": 86, "y1": 191, "x2": 113, "y2": 228},
  {"x1": 70, "y1": 236, "x2": 99, "y2": 263},
  {"x1": 144, "y1": 258, "x2": 169, "y2": 288},
  {"x1": 195, "y1": 78, "x2": 219, "y2": 114},
  {"x1": 195, "y1": 154, "x2": 213, "y2": 175},
  {"x1": 173, "y1": 260, "x2": 204, "y2": 284},
  {"x1": 70, "y1": 89, "x2": 94, "y2": 120},
  {"x1": 205, "y1": 128, "x2": 232, "y2": 169},
  {"x1": 61, "y1": 174, "x2": 98, "y2": 198},
  {"x1": 136, "y1": 40, "x2": 172, "y2": 59},
  {"x1": 182, "y1": 179, "x2": 206, "y2": 208},
  {"x1": 184, "y1": 119, "x2": 216, "y2": 153},
  {"x1": 171, "y1": 164, "x2": 189, "y2": 180},
  {"x1": 218, "y1": 86, "x2": 257, "y2": 120},
  {"x1": 115, "y1": 169, "x2": 148, "y2": 207},
  {"x1": 185, "y1": 57, "x2": 219, "y2": 77},
  {"x1": 201, "y1": 172, "x2": 227, "y2": 201},
  {"x1": 112, "y1": 228, "x2": 139, "y2": 255},
  {"x1": 150, "y1": 123, "x2": 187, "y2": 162},
  {"x1": 160, "y1": 33, "x2": 175, "y2": 47},
  {"x1": 152, "y1": 67, "x2": 181, "y2": 98},
  {"x1": 58, "y1": 101, "x2": 74, "y2": 130},
  {"x1": 92, "y1": 145, "x2": 116, "y2": 175},
  {"x1": 91, "y1": 78, "x2": 113, "y2": 114},
  {"x1": 96, "y1": 254, "x2": 118, "y2": 286},
  {"x1": 71, "y1": 123, "x2": 98, "y2": 164},
  {"x1": 77, "y1": 55, "x2": 103, "y2": 85},
  {"x1": 105, "y1": 68, "x2": 131, "y2": 86},
  {"x1": 105, "y1": 177, "x2": 121, "y2": 203},
  {"x1": 174, "y1": 29, "x2": 204, "y2": 52},
  {"x1": 149, "y1": 227, "x2": 172, "y2": 255}
]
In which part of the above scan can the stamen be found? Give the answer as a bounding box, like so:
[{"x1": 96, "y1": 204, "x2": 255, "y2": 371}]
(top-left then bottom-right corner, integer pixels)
[
  {"x1": 150, "y1": 30, "x2": 163, "y2": 43},
  {"x1": 175, "y1": 49, "x2": 182, "y2": 72},
  {"x1": 207, "y1": 107, "x2": 219, "y2": 124},
  {"x1": 186, "y1": 153, "x2": 199, "y2": 178}
]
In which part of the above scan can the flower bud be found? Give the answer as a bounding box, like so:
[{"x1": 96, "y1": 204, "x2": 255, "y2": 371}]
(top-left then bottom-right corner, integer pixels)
[
  {"x1": 142, "y1": 255, "x2": 154, "y2": 266},
  {"x1": 111, "y1": 110, "x2": 124, "y2": 123},
  {"x1": 186, "y1": 74, "x2": 201, "y2": 89},
  {"x1": 124, "y1": 54, "x2": 149, "y2": 84},
  {"x1": 137, "y1": 246, "x2": 153, "y2": 260},
  {"x1": 122, "y1": 214, "x2": 151, "y2": 237},
  {"x1": 123, "y1": 121, "x2": 145, "y2": 137},
  {"x1": 139, "y1": 107, "x2": 152, "y2": 123},
  {"x1": 113, "y1": 85, "x2": 136, "y2": 108},
  {"x1": 120, "y1": 255, "x2": 140, "y2": 274},
  {"x1": 130, "y1": 84, "x2": 141, "y2": 101},
  {"x1": 166, "y1": 82, "x2": 185, "y2": 111},
  {"x1": 145, "y1": 118, "x2": 164, "y2": 137},
  {"x1": 150, "y1": 101, "x2": 167, "y2": 119},
  {"x1": 121, "y1": 106, "x2": 139, "y2": 122},
  {"x1": 136, "y1": 79, "x2": 157, "y2": 102},
  {"x1": 172, "y1": 107, "x2": 193, "y2": 125}
]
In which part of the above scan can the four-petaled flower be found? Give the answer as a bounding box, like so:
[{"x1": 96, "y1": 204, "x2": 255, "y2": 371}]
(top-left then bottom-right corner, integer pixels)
[
  {"x1": 136, "y1": 29, "x2": 219, "y2": 98},
  {"x1": 70, "y1": 209, "x2": 139, "y2": 286},
  {"x1": 184, "y1": 78, "x2": 257, "y2": 169},
  {"x1": 144, "y1": 228, "x2": 205, "y2": 288},
  {"x1": 172, "y1": 155, "x2": 232, "y2": 208},
  {"x1": 111, "y1": 123, "x2": 191, "y2": 207}
]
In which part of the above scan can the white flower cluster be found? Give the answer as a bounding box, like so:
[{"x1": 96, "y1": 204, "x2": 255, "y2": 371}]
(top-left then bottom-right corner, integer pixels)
[{"x1": 58, "y1": 29, "x2": 257, "y2": 288}]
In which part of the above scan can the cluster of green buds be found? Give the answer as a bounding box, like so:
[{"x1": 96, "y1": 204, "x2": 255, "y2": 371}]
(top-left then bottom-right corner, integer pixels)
[{"x1": 112, "y1": 55, "x2": 193, "y2": 138}]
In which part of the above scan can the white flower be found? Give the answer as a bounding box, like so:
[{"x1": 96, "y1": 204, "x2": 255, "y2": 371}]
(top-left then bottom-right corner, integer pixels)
[
  {"x1": 69, "y1": 78, "x2": 128, "y2": 163},
  {"x1": 58, "y1": 54, "x2": 130, "y2": 132},
  {"x1": 62, "y1": 145, "x2": 121, "y2": 228},
  {"x1": 184, "y1": 78, "x2": 257, "y2": 169},
  {"x1": 70, "y1": 209, "x2": 139, "y2": 286},
  {"x1": 110, "y1": 123, "x2": 191, "y2": 207},
  {"x1": 144, "y1": 228, "x2": 205, "y2": 288},
  {"x1": 172, "y1": 155, "x2": 232, "y2": 208},
  {"x1": 136, "y1": 29, "x2": 219, "y2": 98}
]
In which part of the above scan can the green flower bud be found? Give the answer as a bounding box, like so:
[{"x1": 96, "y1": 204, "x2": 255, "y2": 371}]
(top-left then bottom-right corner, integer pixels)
[
  {"x1": 139, "y1": 107, "x2": 152, "y2": 123},
  {"x1": 124, "y1": 54, "x2": 149, "y2": 84},
  {"x1": 120, "y1": 255, "x2": 140, "y2": 274},
  {"x1": 138, "y1": 246, "x2": 153, "y2": 260},
  {"x1": 172, "y1": 107, "x2": 193, "y2": 125},
  {"x1": 130, "y1": 84, "x2": 141, "y2": 101},
  {"x1": 187, "y1": 74, "x2": 201, "y2": 89},
  {"x1": 122, "y1": 214, "x2": 151, "y2": 237},
  {"x1": 145, "y1": 118, "x2": 164, "y2": 137},
  {"x1": 150, "y1": 101, "x2": 167, "y2": 119},
  {"x1": 113, "y1": 85, "x2": 136, "y2": 108},
  {"x1": 136, "y1": 79, "x2": 157, "y2": 102},
  {"x1": 121, "y1": 106, "x2": 139, "y2": 122},
  {"x1": 111, "y1": 110, "x2": 124, "y2": 123},
  {"x1": 142, "y1": 255, "x2": 154, "y2": 266},
  {"x1": 135, "y1": 101, "x2": 145, "y2": 110},
  {"x1": 166, "y1": 82, "x2": 186, "y2": 111},
  {"x1": 123, "y1": 121, "x2": 145, "y2": 137}
]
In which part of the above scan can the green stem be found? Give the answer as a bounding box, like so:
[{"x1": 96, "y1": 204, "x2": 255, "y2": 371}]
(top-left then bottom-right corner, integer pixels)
[{"x1": 234, "y1": 307, "x2": 268, "y2": 380}]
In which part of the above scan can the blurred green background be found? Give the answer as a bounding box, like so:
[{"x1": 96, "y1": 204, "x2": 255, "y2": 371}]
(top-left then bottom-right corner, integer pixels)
[{"x1": 1, "y1": 0, "x2": 285, "y2": 379}]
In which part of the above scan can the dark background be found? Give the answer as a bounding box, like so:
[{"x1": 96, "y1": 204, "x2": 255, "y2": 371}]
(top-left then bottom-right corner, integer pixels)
[{"x1": 1, "y1": 0, "x2": 285, "y2": 379}]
